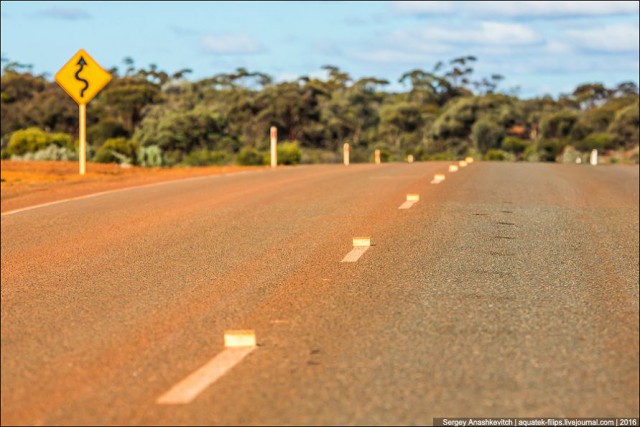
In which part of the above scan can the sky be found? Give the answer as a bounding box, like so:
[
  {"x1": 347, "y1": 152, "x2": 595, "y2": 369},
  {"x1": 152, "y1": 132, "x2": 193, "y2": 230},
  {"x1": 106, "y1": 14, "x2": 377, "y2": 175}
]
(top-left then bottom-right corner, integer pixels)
[{"x1": 1, "y1": 1, "x2": 639, "y2": 98}]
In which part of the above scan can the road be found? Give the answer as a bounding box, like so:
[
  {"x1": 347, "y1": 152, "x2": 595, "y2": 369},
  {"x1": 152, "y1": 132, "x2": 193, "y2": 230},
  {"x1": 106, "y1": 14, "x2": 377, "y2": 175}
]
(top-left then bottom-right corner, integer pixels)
[{"x1": 1, "y1": 162, "x2": 638, "y2": 425}]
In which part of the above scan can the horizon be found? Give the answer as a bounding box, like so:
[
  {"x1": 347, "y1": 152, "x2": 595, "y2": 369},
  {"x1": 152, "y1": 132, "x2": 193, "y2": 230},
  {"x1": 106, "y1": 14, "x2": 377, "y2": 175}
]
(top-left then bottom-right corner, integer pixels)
[{"x1": 1, "y1": 1, "x2": 639, "y2": 99}]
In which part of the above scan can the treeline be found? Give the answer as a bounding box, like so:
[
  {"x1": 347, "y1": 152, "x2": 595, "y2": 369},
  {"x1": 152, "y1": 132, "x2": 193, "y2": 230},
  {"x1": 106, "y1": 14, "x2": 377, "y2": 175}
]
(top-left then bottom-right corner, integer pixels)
[{"x1": 1, "y1": 56, "x2": 638, "y2": 166}]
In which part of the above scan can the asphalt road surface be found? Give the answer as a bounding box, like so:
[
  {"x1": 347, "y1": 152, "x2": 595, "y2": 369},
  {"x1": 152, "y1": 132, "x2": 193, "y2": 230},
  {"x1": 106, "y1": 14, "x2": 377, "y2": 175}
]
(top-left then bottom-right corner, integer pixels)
[{"x1": 2, "y1": 162, "x2": 638, "y2": 425}]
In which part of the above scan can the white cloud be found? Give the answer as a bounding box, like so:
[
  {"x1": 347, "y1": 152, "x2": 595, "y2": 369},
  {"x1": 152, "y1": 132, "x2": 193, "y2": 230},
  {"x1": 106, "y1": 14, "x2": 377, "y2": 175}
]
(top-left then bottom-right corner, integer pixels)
[
  {"x1": 565, "y1": 23, "x2": 640, "y2": 53},
  {"x1": 468, "y1": 1, "x2": 639, "y2": 18},
  {"x1": 420, "y1": 21, "x2": 540, "y2": 45},
  {"x1": 394, "y1": 1, "x2": 639, "y2": 18},
  {"x1": 378, "y1": 22, "x2": 540, "y2": 54},
  {"x1": 201, "y1": 34, "x2": 264, "y2": 55},
  {"x1": 543, "y1": 41, "x2": 573, "y2": 55},
  {"x1": 33, "y1": 7, "x2": 91, "y2": 20},
  {"x1": 347, "y1": 49, "x2": 434, "y2": 64}
]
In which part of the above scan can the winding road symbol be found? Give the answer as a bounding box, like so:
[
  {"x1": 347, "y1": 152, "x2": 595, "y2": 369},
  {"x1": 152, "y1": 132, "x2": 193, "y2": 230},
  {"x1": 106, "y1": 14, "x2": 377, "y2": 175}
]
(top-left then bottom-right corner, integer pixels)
[
  {"x1": 55, "y1": 49, "x2": 112, "y2": 105},
  {"x1": 75, "y1": 56, "x2": 89, "y2": 98}
]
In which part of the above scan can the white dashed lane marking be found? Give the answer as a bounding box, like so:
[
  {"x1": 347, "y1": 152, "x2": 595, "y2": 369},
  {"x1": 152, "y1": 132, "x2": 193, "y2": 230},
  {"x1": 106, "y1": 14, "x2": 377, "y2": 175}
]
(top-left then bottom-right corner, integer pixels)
[
  {"x1": 341, "y1": 237, "x2": 371, "y2": 262},
  {"x1": 157, "y1": 330, "x2": 257, "y2": 405}
]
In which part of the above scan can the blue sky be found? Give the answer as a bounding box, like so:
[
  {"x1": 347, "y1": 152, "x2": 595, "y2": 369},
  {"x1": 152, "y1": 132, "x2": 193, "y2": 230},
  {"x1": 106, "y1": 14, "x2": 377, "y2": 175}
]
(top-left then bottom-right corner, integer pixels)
[{"x1": 1, "y1": 1, "x2": 638, "y2": 98}]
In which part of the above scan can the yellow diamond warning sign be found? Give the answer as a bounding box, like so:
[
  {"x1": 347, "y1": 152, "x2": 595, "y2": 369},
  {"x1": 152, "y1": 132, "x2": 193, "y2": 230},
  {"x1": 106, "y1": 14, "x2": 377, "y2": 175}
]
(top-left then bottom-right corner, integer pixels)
[{"x1": 55, "y1": 49, "x2": 112, "y2": 105}]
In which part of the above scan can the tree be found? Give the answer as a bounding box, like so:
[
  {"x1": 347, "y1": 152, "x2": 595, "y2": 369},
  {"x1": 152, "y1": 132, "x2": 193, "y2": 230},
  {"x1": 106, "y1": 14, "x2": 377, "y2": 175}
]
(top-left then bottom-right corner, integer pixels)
[
  {"x1": 608, "y1": 103, "x2": 639, "y2": 149},
  {"x1": 539, "y1": 110, "x2": 578, "y2": 140},
  {"x1": 572, "y1": 83, "x2": 612, "y2": 109},
  {"x1": 472, "y1": 119, "x2": 505, "y2": 153}
]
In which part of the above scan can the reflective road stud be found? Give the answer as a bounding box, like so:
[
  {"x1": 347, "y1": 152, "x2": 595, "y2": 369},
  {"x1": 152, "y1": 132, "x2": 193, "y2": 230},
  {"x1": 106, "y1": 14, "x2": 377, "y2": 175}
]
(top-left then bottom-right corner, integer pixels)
[
  {"x1": 399, "y1": 194, "x2": 419, "y2": 209},
  {"x1": 431, "y1": 174, "x2": 446, "y2": 184},
  {"x1": 224, "y1": 330, "x2": 257, "y2": 348},
  {"x1": 352, "y1": 237, "x2": 371, "y2": 247},
  {"x1": 459, "y1": 160, "x2": 468, "y2": 167},
  {"x1": 449, "y1": 165, "x2": 459, "y2": 172},
  {"x1": 465, "y1": 157, "x2": 474, "y2": 163}
]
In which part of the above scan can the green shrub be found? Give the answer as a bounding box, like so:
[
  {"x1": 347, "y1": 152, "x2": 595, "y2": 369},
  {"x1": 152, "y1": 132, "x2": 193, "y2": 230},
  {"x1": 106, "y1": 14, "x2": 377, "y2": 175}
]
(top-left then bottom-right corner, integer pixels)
[
  {"x1": 277, "y1": 141, "x2": 302, "y2": 165},
  {"x1": 6, "y1": 128, "x2": 74, "y2": 156},
  {"x1": 523, "y1": 143, "x2": 539, "y2": 162},
  {"x1": 300, "y1": 148, "x2": 340, "y2": 164},
  {"x1": 94, "y1": 138, "x2": 138, "y2": 164},
  {"x1": 538, "y1": 138, "x2": 568, "y2": 162},
  {"x1": 561, "y1": 145, "x2": 583, "y2": 164},
  {"x1": 163, "y1": 150, "x2": 183, "y2": 167},
  {"x1": 237, "y1": 147, "x2": 265, "y2": 166},
  {"x1": 183, "y1": 149, "x2": 230, "y2": 166},
  {"x1": 484, "y1": 149, "x2": 512, "y2": 161},
  {"x1": 1, "y1": 149, "x2": 10, "y2": 160},
  {"x1": 8, "y1": 128, "x2": 50, "y2": 155},
  {"x1": 425, "y1": 151, "x2": 458, "y2": 161},
  {"x1": 575, "y1": 132, "x2": 614, "y2": 152},
  {"x1": 138, "y1": 145, "x2": 163, "y2": 167},
  {"x1": 540, "y1": 110, "x2": 578, "y2": 139},
  {"x1": 87, "y1": 119, "x2": 129, "y2": 148},
  {"x1": 501, "y1": 136, "x2": 529, "y2": 154},
  {"x1": 472, "y1": 119, "x2": 504, "y2": 153},
  {"x1": 608, "y1": 103, "x2": 639, "y2": 149},
  {"x1": 47, "y1": 132, "x2": 73, "y2": 149},
  {"x1": 33, "y1": 144, "x2": 76, "y2": 161}
]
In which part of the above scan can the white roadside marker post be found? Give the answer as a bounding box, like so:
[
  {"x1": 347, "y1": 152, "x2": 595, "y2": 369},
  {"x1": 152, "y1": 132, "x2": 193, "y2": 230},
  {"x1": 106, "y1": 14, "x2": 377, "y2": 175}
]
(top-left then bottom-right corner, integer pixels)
[
  {"x1": 407, "y1": 154, "x2": 414, "y2": 163},
  {"x1": 343, "y1": 143, "x2": 350, "y2": 166},
  {"x1": 590, "y1": 149, "x2": 598, "y2": 166},
  {"x1": 375, "y1": 149, "x2": 381, "y2": 165},
  {"x1": 270, "y1": 126, "x2": 277, "y2": 169}
]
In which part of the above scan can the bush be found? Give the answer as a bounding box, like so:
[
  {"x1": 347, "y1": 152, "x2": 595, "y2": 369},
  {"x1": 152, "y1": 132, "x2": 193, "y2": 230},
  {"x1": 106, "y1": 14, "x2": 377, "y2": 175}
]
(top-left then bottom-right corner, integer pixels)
[
  {"x1": 575, "y1": 132, "x2": 614, "y2": 152},
  {"x1": 277, "y1": 141, "x2": 302, "y2": 165},
  {"x1": 608, "y1": 103, "x2": 639, "y2": 149},
  {"x1": 501, "y1": 136, "x2": 529, "y2": 155},
  {"x1": 523, "y1": 143, "x2": 539, "y2": 162},
  {"x1": 88, "y1": 119, "x2": 129, "y2": 148},
  {"x1": 161, "y1": 150, "x2": 182, "y2": 167},
  {"x1": 472, "y1": 119, "x2": 504, "y2": 153},
  {"x1": 561, "y1": 146, "x2": 583, "y2": 164},
  {"x1": 6, "y1": 128, "x2": 74, "y2": 156},
  {"x1": 138, "y1": 145, "x2": 163, "y2": 167},
  {"x1": 484, "y1": 149, "x2": 512, "y2": 161},
  {"x1": 540, "y1": 110, "x2": 578, "y2": 139},
  {"x1": 237, "y1": 147, "x2": 265, "y2": 166},
  {"x1": 8, "y1": 128, "x2": 50, "y2": 155},
  {"x1": 300, "y1": 148, "x2": 340, "y2": 164},
  {"x1": 33, "y1": 144, "x2": 76, "y2": 161},
  {"x1": 425, "y1": 151, "x2": 458, "y2": 161},
  {"x1": 182, "y1": 149, "x2": 230, "y2": 166},
  {"x1": 538, "y1": 138, "x2": 568, "y2": 162},
  {"x1": 94, "y1": 138, "x2": 138, "y2": 164}
]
